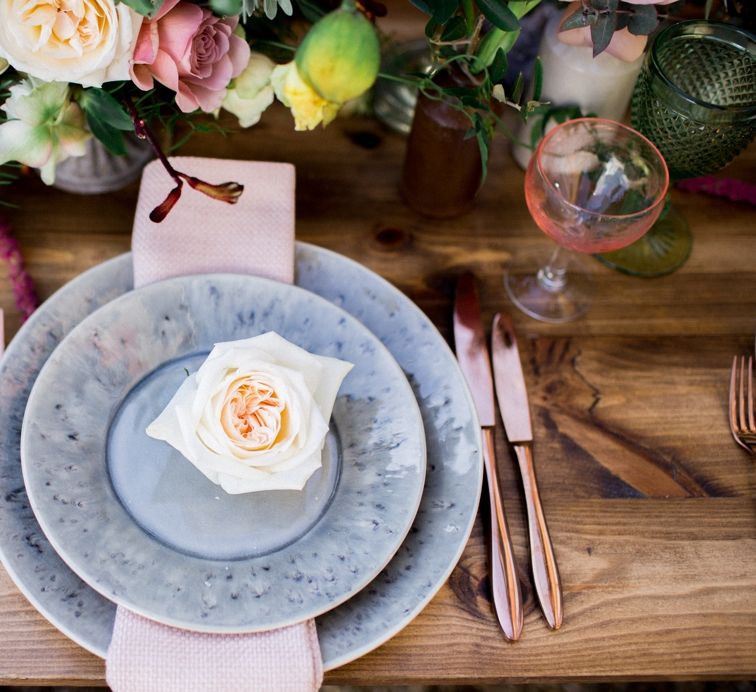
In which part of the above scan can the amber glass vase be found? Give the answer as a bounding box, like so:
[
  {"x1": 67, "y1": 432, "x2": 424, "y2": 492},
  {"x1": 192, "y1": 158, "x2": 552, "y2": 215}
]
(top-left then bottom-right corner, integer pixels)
[{"x1": 399, "y1": 70, "x2": 484, "y2": 218}]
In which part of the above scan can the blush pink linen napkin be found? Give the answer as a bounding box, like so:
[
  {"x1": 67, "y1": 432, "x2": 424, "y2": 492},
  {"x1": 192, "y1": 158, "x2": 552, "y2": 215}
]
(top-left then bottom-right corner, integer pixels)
[{"x1": 106, "y1": 157, "x2": 324, "y2": 692}]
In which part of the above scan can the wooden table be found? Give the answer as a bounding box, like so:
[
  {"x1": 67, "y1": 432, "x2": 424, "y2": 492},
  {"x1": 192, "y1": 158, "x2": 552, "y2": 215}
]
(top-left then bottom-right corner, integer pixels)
[{"x1": 1, "y1": 89, "x2": 755, "y2": 685}]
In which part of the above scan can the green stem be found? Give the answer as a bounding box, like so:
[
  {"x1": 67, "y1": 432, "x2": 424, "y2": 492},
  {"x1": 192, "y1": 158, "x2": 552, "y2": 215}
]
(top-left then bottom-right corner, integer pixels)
[{"x1": 251, "y1": 39, "x2": 296, "y2": 52}]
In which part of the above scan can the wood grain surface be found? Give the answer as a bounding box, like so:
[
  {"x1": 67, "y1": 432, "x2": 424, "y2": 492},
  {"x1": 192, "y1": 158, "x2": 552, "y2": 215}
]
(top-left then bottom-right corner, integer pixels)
[{"x1": 0, "y1": 40, "x2": 754, "y2": 685}]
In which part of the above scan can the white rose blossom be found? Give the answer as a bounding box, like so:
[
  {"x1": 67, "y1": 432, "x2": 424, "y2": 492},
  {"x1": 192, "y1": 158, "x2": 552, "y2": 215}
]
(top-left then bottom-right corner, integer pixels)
[
  {"x1": 147, "y1": 332, "x2": 353, "y2": 494},
  {"x1": 0, "y1": 0, "x2": 142, "y2": 87}
]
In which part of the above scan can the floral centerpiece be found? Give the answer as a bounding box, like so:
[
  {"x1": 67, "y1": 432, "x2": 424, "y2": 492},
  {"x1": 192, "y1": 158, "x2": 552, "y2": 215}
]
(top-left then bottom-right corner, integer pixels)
[{"x1": 0, "y1": 0, "x2": 381, "y2": 216}]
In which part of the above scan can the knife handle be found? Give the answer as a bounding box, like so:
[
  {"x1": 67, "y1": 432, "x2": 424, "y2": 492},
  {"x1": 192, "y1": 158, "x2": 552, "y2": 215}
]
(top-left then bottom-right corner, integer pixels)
[
  {"x1": 514, "y1": 443, "x2": 563, "y2": 630},
  {"x1": 482, "y1": 428, "x2": 523, "y2": 641}
]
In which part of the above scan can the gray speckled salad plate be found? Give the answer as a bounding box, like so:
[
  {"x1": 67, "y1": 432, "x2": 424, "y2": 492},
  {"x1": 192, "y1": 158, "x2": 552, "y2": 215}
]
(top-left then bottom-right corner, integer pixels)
[
  {"x1": 21, "y1": 274, "x2": 427, "y2": 632},
  {"x1": 0, "y1": 243, "x2": 482, "y2": 669}
]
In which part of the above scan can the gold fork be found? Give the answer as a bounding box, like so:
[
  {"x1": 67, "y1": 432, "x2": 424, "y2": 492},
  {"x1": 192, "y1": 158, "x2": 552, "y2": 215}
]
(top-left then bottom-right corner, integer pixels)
[{"x1": 729, "y1": 355, "x2": 755, "y2": 455}]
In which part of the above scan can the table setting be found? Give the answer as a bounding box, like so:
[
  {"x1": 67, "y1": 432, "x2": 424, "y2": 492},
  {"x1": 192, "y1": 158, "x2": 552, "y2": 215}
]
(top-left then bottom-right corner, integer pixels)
[{"x1": 0, "y1": 0, "x2": 755, "y2": 687}]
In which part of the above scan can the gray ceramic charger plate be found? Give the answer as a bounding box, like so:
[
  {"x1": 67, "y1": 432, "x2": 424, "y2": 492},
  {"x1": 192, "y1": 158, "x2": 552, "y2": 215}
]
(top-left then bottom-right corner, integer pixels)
[
  {"x1": 21, "y1": 274, "x2": 427, "y2": 632},
  {"x1": 0, "y1": 244, "x2": 482, "y2": 667}
]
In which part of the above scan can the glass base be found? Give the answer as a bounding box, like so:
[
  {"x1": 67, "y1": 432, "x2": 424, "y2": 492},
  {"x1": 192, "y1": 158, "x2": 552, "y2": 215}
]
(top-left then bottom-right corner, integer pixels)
[
  {"x1": 504, "y1": 265, "x2": 593, "y2": 324},
  {"x1": 595, "y1": 205, "x2": 692, "y2": 277}
]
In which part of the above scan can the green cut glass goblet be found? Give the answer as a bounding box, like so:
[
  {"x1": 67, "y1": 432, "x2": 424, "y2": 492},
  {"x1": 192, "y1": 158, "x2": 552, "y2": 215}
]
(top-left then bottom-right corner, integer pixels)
[{"x1": 597, "y1": 21, "x2": 756, "y2": 277}]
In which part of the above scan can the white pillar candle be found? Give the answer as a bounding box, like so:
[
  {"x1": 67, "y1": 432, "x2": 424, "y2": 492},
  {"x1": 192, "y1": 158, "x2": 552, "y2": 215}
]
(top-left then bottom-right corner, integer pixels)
[{"x1": 512, "y1": 12, "x2": 644, "y2": 169}]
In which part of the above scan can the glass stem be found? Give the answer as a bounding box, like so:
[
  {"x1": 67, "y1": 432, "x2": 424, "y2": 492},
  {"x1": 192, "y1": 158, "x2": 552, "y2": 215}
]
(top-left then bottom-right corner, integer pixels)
[{"x1": 537, "y1": 246, "x2": 569, "y2": 293}]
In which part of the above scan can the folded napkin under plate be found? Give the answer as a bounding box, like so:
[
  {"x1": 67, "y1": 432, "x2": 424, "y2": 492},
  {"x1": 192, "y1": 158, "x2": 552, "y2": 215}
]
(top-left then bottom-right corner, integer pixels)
[{"x1": 0, "y1": 160, "x2": 483, "y2": 679}]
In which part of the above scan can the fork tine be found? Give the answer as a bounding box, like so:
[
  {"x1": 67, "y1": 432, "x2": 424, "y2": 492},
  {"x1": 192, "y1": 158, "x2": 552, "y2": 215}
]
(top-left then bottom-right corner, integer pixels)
[
  {"x1": 730, "y1": 356, "x2": 749, "y2": 451},
  {"x1": 739, "y1": 356, "x2": 747, "y2": 433},
  {"x1": 748, "y1": 356, "x2": 755, "y2": 433}
]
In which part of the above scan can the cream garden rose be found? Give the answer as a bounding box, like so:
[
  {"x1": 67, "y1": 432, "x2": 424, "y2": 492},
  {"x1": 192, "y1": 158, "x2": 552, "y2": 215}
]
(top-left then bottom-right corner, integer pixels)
[
  {"x1": 147, "y1": 332, "x2": 353, "y2": 494},
  {"x1": 0, "y1": 0, "x2": 142, "y2": 87}
]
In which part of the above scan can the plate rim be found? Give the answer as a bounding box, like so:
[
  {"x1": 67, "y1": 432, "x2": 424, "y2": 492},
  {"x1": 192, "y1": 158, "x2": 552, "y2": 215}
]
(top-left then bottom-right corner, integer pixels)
[{"x1": 19, "y1": 271, "x2": 427, "y2": 633}]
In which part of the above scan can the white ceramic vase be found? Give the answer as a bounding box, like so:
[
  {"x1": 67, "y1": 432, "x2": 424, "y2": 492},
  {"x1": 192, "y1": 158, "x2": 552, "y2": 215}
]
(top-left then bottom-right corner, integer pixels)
[
  {"x1": 52, "y1": 134, "x2": 154, "y2": 194},
  {"x1": 512, "y1": 11, "x2": 644, "y2": 169}
]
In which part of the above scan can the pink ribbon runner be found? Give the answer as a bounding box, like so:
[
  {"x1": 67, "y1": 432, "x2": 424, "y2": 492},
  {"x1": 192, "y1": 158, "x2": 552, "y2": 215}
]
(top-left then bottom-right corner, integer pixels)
[{"x1": 106, "y1": 157, "x2": 324, "y2": 692}]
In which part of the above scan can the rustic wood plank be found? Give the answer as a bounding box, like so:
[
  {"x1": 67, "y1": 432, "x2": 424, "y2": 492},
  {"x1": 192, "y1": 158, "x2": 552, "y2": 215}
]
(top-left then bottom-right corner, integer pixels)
[{"x1": 0, "y1": 36, "x2": 754, "y2": 683}]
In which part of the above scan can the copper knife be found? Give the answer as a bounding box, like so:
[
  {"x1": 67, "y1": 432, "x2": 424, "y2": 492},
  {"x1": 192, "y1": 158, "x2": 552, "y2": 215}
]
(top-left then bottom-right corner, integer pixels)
[
  {"x1": 453, "y1": 273, "x2": 523, "y2": 641},
  {"x1": 492, "y1": 311, "x2": 563, "y2": 630}
]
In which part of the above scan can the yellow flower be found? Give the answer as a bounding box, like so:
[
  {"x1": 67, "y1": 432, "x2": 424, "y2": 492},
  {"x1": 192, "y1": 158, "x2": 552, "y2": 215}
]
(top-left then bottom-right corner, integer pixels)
[{"x1": 271, "y1": 61, "x2": 339, "y2": 131}]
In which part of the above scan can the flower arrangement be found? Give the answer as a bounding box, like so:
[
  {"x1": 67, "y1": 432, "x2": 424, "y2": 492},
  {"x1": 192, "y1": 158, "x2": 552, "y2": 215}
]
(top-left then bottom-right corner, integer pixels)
[{"x1": 0, "y1": 0, "x2": 381, "y2": 216}]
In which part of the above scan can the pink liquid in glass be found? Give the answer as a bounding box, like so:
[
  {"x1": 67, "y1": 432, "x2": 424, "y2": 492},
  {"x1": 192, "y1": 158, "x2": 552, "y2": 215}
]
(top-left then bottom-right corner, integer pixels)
[{"x1": 524, "y1": 154, "x2": 665, "y2": 254}]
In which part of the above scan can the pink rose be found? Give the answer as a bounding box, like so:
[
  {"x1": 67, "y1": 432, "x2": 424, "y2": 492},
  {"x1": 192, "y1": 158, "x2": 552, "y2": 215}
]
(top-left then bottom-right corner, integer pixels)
[{"x1": 131, "y1": 0, "x2": 250, "y2": 113}]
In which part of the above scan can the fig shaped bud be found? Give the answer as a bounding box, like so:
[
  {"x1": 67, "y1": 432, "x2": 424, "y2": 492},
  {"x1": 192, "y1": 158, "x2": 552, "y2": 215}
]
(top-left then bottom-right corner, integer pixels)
[{"x1": 295, "y1": 6, "x2": 380, "y2": 104}]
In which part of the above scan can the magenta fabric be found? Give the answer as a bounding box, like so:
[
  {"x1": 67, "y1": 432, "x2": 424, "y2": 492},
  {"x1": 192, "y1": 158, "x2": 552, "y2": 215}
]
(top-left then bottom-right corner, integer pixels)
[{"x1": 106, "y1": 157, "x2": 323, "y2": 692}]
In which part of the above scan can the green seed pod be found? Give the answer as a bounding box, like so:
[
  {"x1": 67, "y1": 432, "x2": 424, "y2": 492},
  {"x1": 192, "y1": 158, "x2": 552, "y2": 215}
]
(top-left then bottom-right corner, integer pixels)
[{"x1": 295, "y1": 7, "x2": 380, "y2": 104}]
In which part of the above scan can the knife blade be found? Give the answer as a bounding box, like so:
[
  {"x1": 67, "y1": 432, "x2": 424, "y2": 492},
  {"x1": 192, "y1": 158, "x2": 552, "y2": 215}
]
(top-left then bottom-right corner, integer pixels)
[
  {"x1": 454, "y1": 273, "x2": 523, "y2": 641},
  {"x1": 492, "y1": 311, "x2": 563, "y2": 630}
]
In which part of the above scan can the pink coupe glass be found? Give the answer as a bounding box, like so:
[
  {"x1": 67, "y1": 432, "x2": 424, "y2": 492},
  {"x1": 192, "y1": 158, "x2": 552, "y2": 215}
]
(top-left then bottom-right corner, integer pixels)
[{"x1": 506, "y1": 117, "x2": 669, "y2": 322}]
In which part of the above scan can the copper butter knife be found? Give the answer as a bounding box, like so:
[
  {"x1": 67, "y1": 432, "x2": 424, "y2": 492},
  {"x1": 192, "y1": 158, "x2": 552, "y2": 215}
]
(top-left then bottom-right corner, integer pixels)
[
  {"x1": 454, "y1": 274, "x2": 523, "y2": 641},
  {"x1": 492, "y1": 311, "x2": 563, "y2": 630}
]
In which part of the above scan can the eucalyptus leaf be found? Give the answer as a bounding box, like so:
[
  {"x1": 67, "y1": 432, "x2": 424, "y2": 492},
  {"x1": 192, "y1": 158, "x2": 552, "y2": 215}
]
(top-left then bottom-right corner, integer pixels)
[
  {"x1": 615, "y1": 12, "x2": 629, "y2": 30},
  {"x1": 476, "y1": 0, "x2": 519, "y2": 32},
  {"x1": 264, "y1": 0, "x2": 277, "y2": 20},
  {"x1": 117, "y1": 0, "x2": 164, "y2": 17},
  {"x1": 591, "y1": 0, "x2": 618, "y2": 10},
  {"x1": 627, "y1": 4, "x2": 657, "y2": 36},
  {"x1": 560, "y1": 8, "x2": 596, "y2": 30},
  {"x1": 590, "y1": 11, "x2": 617, "y2": 57}
]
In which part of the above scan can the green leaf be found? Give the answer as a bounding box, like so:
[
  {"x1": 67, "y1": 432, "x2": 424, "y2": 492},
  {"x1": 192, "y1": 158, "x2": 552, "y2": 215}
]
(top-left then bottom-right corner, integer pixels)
[
  {"x1": 591, "y1": 0, "x2": 618, "y2": 10},
  {"x1": 507, "y1": 0, "x2": 541, "y2": 20},
  {"x1": 560, "y1": 7, "x2": 595, "y2": 30},
  {"x1": 475, "y1": 0, "x2": 519, "y2": 32},
  {"x1": 117, "y1": 0, "x2": 165, "y2": 17},
  {"x1": 511, "y1": 72, "x2": 524, "y2": 104},
  {"x1": 590, "y1": 11, "x2": 617, "y2": 57},
  {"x1": 441, "y1": 16, "x2": 468, "y2": 41},
  {"x1": 462, "y1": 0, "x2": 475, "y2": 33},
  {"x1": 86, "y1": 114, "x2": 127, "y2": 156},
  {"x1": 704, "y1": 0, "x2": 713, "y2": 18},
  {"x1": 210, "y1": 0, "x2": 243, "y2": 13},
  {"x1": 488, "y1": 47, "x2": 509, "y2": 84},
  {"x1": 79, "y1": 89, "x2": 133, "y2": 131},
  {"x1": 476, "y1": 128, "x2": 490, "y2": 184},
  {"x1": 431, "y1": 0, "x2": 459, "y2": 25},
  {"x1": 627, "y1": 4, "x2": 657, "y2": 36},
  {"x1": 531, "y1": 56, "x2": 543, "y2": 101},
  {"x1": 425, "y1": 17, "x2": 440, "y2": 38},
  {"x1": 410, "y1": 0, "x2": 432, "y2": 14},
  {"x1": 293, "y1": 0, "x2": 327, "y2": 21}
]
